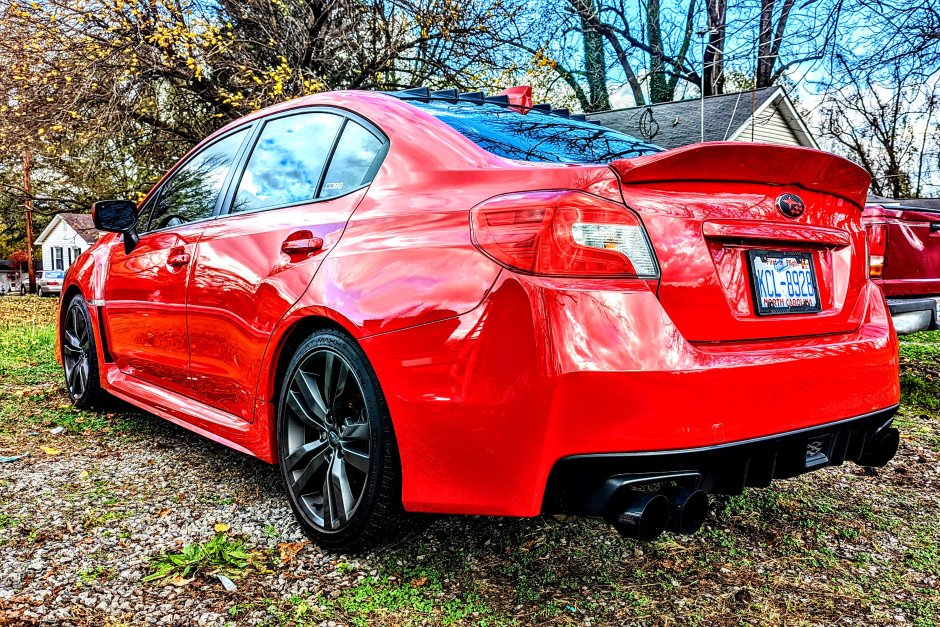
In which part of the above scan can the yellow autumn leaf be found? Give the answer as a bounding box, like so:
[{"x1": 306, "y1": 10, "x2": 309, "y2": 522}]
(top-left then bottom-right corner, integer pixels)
[
  {"x1": 79, "y1": 470, "x2": 89, "y2": 479},
  {"x1": 40, "y1": 446, "x2": 60, "y2": 455},
  {"x1": 214, "y1": 523, "x2": 230, "y2": 533}
]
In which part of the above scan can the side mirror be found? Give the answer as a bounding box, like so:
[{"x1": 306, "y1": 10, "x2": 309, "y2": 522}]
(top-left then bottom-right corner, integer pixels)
[{"x1": 92, "y1": 200, "x2": 139, "y2": 254}]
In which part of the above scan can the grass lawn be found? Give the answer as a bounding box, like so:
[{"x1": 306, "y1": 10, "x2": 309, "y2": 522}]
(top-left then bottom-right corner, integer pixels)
[{"x1": 1, "y1": 295, "x2": 939, "y2": 626}]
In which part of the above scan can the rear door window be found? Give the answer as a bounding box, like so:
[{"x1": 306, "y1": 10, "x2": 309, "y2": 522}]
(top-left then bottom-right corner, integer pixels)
[
  {"x1": 147, "y1": 129, "x2": 248, "y2": 232},
  {"x1": 319, "y1": 121, "x2": 384, "y2": 198},
  {"x1": 232, "y1": 112, "x2": 343, "y2": 213}
]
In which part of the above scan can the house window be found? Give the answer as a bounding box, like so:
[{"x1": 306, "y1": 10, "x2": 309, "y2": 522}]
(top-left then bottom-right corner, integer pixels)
[
  {"x1": 67, "y1": 247, "x2": 82, "y2": 267},
  {"x1": 53, "y1": 247, "x2": 64, "y2": 271}
]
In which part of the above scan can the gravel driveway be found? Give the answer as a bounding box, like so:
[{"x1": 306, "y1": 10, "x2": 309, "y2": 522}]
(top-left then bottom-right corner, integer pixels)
[{"x1": 2, "y1": 296, "x2": 940, "y2": 626}]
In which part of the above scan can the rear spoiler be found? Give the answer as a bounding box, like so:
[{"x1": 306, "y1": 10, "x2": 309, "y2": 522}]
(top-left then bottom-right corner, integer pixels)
[{"x1": 610, "y1": 142, "x2": 871, "y2": 210}]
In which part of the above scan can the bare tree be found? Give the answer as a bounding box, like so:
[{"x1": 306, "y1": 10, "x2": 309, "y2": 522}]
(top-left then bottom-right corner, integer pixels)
[{"x1": 817, "y1": 58, "x2": 939, "y2": 198}]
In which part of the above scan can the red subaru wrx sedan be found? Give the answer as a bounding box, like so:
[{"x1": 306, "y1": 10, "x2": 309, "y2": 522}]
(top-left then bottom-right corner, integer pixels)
[{"x1": 58, "y1": 87, "x2": 900, "y2": 551}]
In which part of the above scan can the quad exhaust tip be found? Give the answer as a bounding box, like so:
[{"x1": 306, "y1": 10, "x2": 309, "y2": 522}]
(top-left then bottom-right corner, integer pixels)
[
  {"x1": 858, "y1": 427, "x2": 900, "y2": 468},
  {"x1": 605, "y1": 488, "x2": 709, "y2": 541},
  {"x1": 663, "y1": 487, "x2": 709, "y2": 535}
]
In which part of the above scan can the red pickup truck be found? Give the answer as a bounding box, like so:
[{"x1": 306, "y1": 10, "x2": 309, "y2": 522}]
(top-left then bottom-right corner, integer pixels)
[{"x1": 864, "y1": 198, "x2": 940, "y2": 334}]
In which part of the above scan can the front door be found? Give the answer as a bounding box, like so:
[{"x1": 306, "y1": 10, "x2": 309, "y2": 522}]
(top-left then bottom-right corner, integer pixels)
[
  {"x1": 186, "y1": 110, "x2": 387, "y2": 421},
  {"x1": 104, "y1": 128, "x2": 249, "y2": 395}
]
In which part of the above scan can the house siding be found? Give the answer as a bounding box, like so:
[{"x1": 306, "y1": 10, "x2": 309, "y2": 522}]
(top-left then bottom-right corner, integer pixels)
[
  {"x1": 39, "y1": 220, "x2": 91, "y2": 272},
  {"x1": 732, "y1": 106, "x2": 802, "y2": 146}
]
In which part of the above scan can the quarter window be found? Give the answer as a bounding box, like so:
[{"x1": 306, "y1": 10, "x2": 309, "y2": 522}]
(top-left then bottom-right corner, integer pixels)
[
  {"x1": 319, "y1": 121, "x2": 384, "y2": 198},
  {"x1": 232, "y1": 113, "x2": 343, "y2": 213},
  {"x1": 147, "y1": 129, "x2": 248, "y2": 232}
]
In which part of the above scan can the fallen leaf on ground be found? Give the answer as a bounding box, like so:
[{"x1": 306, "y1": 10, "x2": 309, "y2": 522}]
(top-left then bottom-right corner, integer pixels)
[
  {"x1": 78, "y1": 470, "x2": 88, "y2": 479},
  {"x1": 39, "y1": 446, "x2": 60, "y2": 455},
  {"x1": 277, "y1": 541, "x2": 308, "y2": 563},
  {"x1": 214, "y1": 523, "x2": 229, "y2": 533},
  {"x1": 168, "y1": 575, "x2": 194, "y2": 587},
  {"x1": 157, "y1": 508, "x2": 172, "y2": 517},
  {"x1": 411, "y1": 577, "x2": 429, "y2": 588}
]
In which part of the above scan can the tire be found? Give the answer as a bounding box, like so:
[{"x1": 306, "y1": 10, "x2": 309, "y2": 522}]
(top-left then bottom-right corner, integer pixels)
[
  {"x1": 19, "y1": 285, "x2": 25, "y2": 296},
  {"x1": 62, "y1": 294, "x2": 105, "y2": 409},
  {"x1": 276, "y1": 329, "x2": 422, "y2": 553},
  {"x1": 37, "y1": 287, "x2": 43, "y2": 297}
]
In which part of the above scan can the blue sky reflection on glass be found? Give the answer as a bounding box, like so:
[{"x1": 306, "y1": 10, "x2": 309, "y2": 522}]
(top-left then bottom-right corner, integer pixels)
[
  {"x1": 234, "y1": 113, "x2": 342, "y2": 213},
  {"x1": 320, "y1": 122, "x2": 383, "y2": 198}
]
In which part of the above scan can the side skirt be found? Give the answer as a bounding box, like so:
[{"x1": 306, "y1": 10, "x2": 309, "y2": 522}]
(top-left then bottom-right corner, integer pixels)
[{"x1": 101, "y1": 364, "x2": 275, "y2": 462}]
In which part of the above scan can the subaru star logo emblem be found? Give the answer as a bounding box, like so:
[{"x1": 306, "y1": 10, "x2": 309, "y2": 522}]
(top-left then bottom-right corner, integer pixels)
[{"x1": 776, "y1": 193, "x2": 805, "y2": 218}]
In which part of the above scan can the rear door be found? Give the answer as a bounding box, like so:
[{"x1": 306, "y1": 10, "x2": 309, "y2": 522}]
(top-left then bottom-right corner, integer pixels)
[
  {"x1": 186, "y1": 109, "x2": 387, "y2": 421},
  {"x1": 104, "y1": 128, "x2": 250, "y2": 395}
]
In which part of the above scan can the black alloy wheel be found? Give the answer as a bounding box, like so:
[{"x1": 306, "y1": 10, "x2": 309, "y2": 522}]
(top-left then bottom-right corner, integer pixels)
[
  {"x1": 283, "y1": 348, "x2": 372, "y2": 530},
  {"x1": 62, "y1": 295, "x2": 103, "y2": 408},
  {"x1": 277, "y1": 329, "x2": 421, "y2": 552}
]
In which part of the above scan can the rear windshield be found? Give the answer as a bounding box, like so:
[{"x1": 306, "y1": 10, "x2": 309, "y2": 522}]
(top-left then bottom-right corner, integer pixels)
[{"x1": 406, "y1": 99, "x2": 662, "y2": 163}]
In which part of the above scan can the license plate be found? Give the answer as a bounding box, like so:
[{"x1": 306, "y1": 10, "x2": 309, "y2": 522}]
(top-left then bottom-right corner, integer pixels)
[{"x1": 747, "y1": 250, "x2": 820, "y2": 316}]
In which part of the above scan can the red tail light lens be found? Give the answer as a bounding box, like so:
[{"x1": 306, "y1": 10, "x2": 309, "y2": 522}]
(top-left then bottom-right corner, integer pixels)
[
  {"x1": 866, "y1": 222, "x2": 887, "y2": 278},
  {"x1": 470, "y1": 191, "x2": 659, "y2": 278}
]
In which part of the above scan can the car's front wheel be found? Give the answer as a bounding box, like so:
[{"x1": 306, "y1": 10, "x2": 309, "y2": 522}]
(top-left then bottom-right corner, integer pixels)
[
  {"x1": 62, "y1": 294, "x2": 105, "y2": 409},
  {"x1": 276, "y1": 329, "x2": 420, "y2": 552}
]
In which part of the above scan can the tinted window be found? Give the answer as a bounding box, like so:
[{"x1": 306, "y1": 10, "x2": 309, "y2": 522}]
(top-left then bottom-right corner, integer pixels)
[
  {"x1": 407, "y1": 100, "x2": 661, "y2": 163},
  {"x1": 232, "y1": 113, "x2": 343, "y2": 213},
  {"x1": 319, "y1": 121, "x2": 384, "y2": 198},
  {"x1": 148, "y1": 129, "x2": 247, "y2": 231}
]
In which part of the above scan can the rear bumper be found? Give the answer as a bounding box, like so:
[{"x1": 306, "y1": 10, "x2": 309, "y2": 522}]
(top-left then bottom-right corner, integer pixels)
[
  {"x1": 886, "y1": 297, "x2": 938, "y2": 334},
  {"x1": 542, "y1": 404, "x2": 898, "y2": 515},
  {"x1": 362, "y1": 275, "x2": 900, "y2": 517}
]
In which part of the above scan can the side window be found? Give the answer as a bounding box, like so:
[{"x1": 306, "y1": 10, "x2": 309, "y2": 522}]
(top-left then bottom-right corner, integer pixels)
[
  {"x1": 319, "y1": 121, "x2": 384, "y2": 198},
  {"x1": 147, "y1": 129, "x2": 247, "y2": 232},
  {"x1": 232, "y1": 113, "x2": 343, "y2": 213}
]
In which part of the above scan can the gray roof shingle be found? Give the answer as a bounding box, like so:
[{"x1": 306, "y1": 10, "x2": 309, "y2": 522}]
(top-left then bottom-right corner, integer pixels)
[{"x1": 587, "y1": 87, "x2": 780, "y2": 150}]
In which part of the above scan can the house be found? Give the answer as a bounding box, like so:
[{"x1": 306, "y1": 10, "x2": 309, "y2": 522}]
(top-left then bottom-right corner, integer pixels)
[
  {"x1": 587, "y1": 86, "x2": 817, "y2": 150},
  {"x1": 34, "y1": 213, "x2": 105, "y2": 272}
]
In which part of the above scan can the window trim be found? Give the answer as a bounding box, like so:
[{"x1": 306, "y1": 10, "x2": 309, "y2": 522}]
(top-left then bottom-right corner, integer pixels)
[
  {"x1": 217, "y1": 106, "x2": 389, "y2": 219},
  {"x1": 138, "y1": 124, "x2": 256, "y2": 235}
]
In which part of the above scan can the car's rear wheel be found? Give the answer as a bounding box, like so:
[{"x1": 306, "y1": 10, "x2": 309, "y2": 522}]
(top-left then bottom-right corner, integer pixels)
[
  {"x1": 277, "y1": 329, "x2": 420, "y2": 552},
  {"x1": 37, "y1": 286, "x2": 43, "y2": 297},
  {"x1": 62, "y1": 294, "x2": 105, "y2": 409}
]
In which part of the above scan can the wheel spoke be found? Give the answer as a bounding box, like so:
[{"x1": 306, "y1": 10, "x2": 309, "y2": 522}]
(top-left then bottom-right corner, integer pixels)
[
  {"x1": 287, "y1": 389, "x2": 327, "y2": 431},
  {"x1": 78, "y1": 360, "x2": 88, "y2": 392},
  {"x1": 322, "y1": 456, "x2": 337, "y2": 529},
  {"x1": 64, "y1": 330, "x2": 81, "y2": 350},
  {"x1": 331, "y1": 361, "x2": 348, "y2": 408},
  {"x1": 291, "y1": 446, "x2": 331, "y2": 494},
  {"x1": 341, "y1": 421, "x2": 369, "y2": 442},
  {"x1": 295, "y1": 370, "x2": 329, "y2": 420},
  {"x1": 342, "y1": 447, "x2": 370, "y2": 474},
  {"x1": 322, "y1": 352, "x2": 335, "y2": 404},
  {"x1": 331, "y1": 457, "x2": 354, "y2": 523},
  {"x1": 284, "y1": 439, "x2": 328, "y2": 473},
  {"x1": 68, "y1": 359, "x2": 81, "y2": 392}
]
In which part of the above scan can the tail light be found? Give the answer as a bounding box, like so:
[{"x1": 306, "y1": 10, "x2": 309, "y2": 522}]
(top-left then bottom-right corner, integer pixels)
[
  {"x1": 470, "y1": 190, "x2": 659, "y2": 278},
  {"x1": 866, "y1": 221, "x2": 887, "y2": 278}
]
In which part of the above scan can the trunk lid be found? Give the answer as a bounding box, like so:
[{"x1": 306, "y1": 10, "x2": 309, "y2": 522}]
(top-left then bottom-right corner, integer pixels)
[{"x1": 609, "y1": 143, "x2": 871, "y2": 342}]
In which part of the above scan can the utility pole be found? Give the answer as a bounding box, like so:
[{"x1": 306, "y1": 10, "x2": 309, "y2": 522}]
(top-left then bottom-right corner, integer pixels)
[{"x1": 22, "y1": 152, "x2": 35, "y2": 294}]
